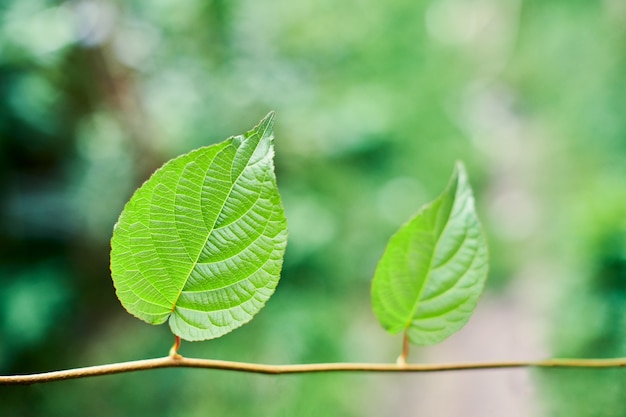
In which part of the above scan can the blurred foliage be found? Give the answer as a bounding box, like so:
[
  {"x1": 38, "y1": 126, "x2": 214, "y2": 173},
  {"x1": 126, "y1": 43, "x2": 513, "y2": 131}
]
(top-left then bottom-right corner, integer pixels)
[{"x1": 0, "y1": 0, "x2": 625, "y2": 415}]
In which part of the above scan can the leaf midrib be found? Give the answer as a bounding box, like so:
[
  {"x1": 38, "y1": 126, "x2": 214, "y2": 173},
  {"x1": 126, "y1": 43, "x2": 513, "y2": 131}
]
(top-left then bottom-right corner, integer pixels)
[
  {"x1": 403, "y1": 190, "x2": 456, "y2": 331},
  {"x1": 181, "y1": 188, "x2": 278, "y2": 294},
  {"x1": 170, "y1": 128, "x2": 269, "y2": 315}
]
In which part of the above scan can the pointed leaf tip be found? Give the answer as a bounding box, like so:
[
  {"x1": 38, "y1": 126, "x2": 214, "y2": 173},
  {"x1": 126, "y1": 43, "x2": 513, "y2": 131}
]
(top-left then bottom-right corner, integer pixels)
[{"x1": 371, "y1": 162, "x2": 488, "y2": 345}]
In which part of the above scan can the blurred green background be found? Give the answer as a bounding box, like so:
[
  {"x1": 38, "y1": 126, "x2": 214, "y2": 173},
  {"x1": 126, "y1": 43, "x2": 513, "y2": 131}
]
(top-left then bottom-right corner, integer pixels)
[{"x1": 1, "y1": 0, "x2": 625, "y2": 415}]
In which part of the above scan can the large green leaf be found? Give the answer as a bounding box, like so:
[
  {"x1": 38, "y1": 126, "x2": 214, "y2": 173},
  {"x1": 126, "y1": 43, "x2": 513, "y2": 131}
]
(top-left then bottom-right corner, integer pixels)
[
  {"x1": 371, "y1": 162, "x2": 488, "y2": 345},
  {"x1": 110, "y1": 112, "x2": 287, "y2": 341}
]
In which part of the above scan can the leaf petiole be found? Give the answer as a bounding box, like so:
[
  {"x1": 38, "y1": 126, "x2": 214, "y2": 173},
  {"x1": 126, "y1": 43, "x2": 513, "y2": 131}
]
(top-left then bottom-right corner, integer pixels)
[
  {"x1": 396, "y1": 331, "x2": 410, "y2": 366},
  {"x1": 169, "y1": 335, "x2": 182, "y2": 359}
]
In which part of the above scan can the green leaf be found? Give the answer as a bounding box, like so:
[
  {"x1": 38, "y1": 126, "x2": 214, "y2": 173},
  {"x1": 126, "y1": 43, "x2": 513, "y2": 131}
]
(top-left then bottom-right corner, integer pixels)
[
  {"x1": 371, "y1": 162, "x2": 488, "y2": 345},
  {"x1": 110, "y1": 112, "x2": 287, "y2": 342}
]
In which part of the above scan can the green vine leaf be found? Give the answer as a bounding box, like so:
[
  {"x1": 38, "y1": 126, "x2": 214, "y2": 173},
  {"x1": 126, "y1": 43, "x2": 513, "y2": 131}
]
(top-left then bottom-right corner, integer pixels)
[
  {"x1": 371, "y1": 162, "x2": 488, "y2": 346},
  {"x1": 110, "y1": 112, "x2": 287, "y2": 342}
]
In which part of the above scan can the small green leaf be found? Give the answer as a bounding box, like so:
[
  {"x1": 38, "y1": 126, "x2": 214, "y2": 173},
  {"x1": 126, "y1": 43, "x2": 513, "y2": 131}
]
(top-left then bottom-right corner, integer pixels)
[
  {"x1": 110, "y1": 112, "x2": 287, "y2": 341},
  {"x1": 371, "y1": 162, "x2": 488, "y2": 345}
]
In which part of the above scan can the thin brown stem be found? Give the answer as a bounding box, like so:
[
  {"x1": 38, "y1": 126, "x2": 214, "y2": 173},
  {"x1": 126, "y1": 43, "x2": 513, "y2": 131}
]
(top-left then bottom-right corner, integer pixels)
[
  {"x1": 1, "y1": 356, "x2": 626, "y2": 386},
  {"x1": 396, "y1": 331, "x2": 410, "y2": 366},
  {"x1": 169, "y1": 336, "x2": 182, "y2": 359}
]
